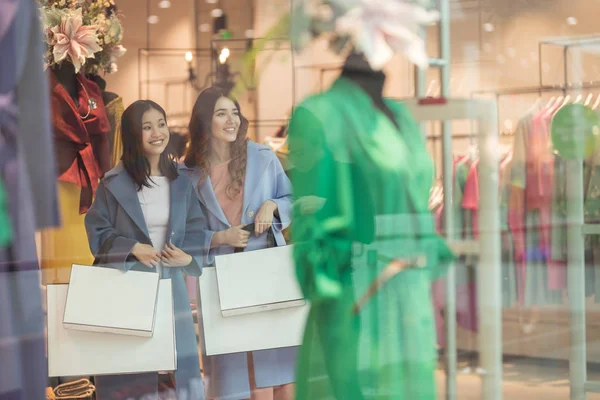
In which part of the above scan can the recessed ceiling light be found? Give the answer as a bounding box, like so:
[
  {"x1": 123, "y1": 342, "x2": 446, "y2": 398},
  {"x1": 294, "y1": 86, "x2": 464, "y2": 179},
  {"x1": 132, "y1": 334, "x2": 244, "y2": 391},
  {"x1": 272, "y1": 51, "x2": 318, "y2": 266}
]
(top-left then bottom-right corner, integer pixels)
[
  {"x1": 158, "y1": 0, "x2": 171, "y2": 8},
  {"x1": 483, "y1": 23, "x2": 494, "y2": 32},
  {"x1": 567, "y1": 16, "x2": 578, "y2": 26},
  {"x1": 147, "y1": 15, "x2": 159, "y2": 24},
  {"x1": 211, "y1": 8, "x2": 224, "y2": 18}
]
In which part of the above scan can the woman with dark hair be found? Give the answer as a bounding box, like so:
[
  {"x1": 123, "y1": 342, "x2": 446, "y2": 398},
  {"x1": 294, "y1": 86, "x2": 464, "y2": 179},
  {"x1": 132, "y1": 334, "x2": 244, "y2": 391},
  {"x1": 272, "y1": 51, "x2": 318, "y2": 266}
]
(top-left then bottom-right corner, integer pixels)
[
  {"x1": 185, "y1": 87, "x2": 295, "y2": 400},
  {"x1": 85, "y1": 100, "x2": 207, "y2": 399}
]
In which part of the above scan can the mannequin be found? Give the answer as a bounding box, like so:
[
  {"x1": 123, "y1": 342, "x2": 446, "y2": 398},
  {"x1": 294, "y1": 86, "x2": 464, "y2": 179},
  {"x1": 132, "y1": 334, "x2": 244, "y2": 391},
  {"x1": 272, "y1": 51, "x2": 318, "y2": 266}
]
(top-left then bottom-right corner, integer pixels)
[
  {"x1": 42, "y1": 64, "x2": 112, "y2": 284},
  {"x1": 54, "y1": 63, "x2": 79, "y2": 104},
  {"x1": 340, "y1": 52, "x2": 400, "y2": 130},
  {"x1": 289, "y1": 54, "x2": 453, "y2": 399}
]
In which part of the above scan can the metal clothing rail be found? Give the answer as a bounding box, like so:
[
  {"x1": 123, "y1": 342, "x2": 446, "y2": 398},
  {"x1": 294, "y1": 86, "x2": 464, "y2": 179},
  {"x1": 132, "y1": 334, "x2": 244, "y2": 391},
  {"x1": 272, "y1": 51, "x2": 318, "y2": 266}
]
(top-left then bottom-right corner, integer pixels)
[
  {"x1": 472, "y1": 79, "x2": 600, "y2": 400},
  {"x1": 402, "y1": 98, "x2": 502, "y2": 400}
]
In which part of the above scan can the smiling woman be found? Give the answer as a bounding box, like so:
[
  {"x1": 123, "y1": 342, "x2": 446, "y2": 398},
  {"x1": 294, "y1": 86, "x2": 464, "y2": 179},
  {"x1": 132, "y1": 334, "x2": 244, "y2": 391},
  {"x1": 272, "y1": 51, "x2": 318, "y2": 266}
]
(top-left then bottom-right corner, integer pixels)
[
  {"x1": 84, "y1": 100, "x2": 208, "y2": 399},
  {"x1": 184, "y1": 87, "x2": 295, "y2": 400}
]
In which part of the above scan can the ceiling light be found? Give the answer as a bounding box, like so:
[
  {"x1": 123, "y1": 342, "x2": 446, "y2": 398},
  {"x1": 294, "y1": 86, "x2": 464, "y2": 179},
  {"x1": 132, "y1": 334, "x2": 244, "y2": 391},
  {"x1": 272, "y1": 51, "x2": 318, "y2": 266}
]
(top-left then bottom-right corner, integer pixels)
[
  {"x1": 158, "y1": 0, "x2": 171, "y2": 8},
  {"x1": 566, "y1": 16, "x2": 578, "y2": 26},
  {"x1": 206, "y1": 0, "x2": 218, "y2": 3},
  {"x1": 483, "y1": 23, "x2": 494, "y2": 32},
  {"x1": 211, "y1": 8, "x2": 224, "y2": 18},
  {"x1": 185, "y1": 52, "x2": 193, "y2": 63},
  {"x1": 147, "y1": 15, "x2": 159, "y2": 24},
  {"x1": 220, "y1": 47, "x2": 230, "y2": 58}
]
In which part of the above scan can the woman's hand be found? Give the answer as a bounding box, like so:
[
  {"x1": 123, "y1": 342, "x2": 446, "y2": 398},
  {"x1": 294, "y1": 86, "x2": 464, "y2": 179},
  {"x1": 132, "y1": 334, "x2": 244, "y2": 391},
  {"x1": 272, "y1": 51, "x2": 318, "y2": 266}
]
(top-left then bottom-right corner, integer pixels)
[
  {"x1": 161, "y1": 241, "x2": 193, "y2": 267},
  {"x1": 223, "y1": 225, "x2": 251, "y2": 248},
  {"x1": 131, "y1": 243, "x2": 161, "y2": 268},
  {"x1": 254, "y1": 200, "x2": 278, "y2": 236}
]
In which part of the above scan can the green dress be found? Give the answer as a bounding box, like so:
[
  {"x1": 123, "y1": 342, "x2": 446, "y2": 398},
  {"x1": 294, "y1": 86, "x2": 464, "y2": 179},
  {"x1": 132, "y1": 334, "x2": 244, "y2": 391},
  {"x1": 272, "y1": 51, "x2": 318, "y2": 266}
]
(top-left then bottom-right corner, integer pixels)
[{"x1": 288, "y1": 77, "x2": 454, "y2": 400}]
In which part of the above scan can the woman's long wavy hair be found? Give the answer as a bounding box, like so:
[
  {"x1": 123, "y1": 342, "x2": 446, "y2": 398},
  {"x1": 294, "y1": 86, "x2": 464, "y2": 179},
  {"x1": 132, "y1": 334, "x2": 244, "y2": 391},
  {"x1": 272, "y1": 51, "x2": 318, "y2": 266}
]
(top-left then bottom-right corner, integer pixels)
[
  {"x1": 121, "y1": 100, "x2": 178, "y2": 191},
  {"x1": 185, "y1": 87, "x2": 249, "y2": 199}
]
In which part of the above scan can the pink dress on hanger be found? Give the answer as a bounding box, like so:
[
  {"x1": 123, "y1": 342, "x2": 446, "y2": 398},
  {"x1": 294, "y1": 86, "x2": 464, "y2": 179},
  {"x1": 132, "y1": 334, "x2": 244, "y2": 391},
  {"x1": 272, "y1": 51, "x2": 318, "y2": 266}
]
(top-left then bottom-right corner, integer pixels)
[{"x1": 432, "y1": 155, "x2": 478, "y2": 347}]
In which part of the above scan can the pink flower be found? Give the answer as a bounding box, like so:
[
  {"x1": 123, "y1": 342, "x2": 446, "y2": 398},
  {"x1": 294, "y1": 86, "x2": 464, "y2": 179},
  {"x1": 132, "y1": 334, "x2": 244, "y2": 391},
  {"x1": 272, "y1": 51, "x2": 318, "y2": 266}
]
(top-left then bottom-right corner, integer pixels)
[{"x1": 50, "y1": 9, "x2": 102, "y2": 73}]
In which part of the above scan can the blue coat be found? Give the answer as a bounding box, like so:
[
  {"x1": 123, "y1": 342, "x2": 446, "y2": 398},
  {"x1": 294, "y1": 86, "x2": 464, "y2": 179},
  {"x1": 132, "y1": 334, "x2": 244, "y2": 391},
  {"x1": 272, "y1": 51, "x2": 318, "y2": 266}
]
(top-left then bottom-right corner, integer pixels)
[
  {"x1": 84, "y1": 162, "x2": 206, "y2": 399},
  {"x1": 186, "y1": 141, "x2": 296, "y2": 400}
]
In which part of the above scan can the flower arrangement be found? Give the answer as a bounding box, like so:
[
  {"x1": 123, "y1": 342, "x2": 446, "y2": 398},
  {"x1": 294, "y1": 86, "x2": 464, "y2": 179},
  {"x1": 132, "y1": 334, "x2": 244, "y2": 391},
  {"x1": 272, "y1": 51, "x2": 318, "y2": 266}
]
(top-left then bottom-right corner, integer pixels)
[
  {"x1": 39, "y1": 0, "x2": 127, "y2": 75},
  {"x1": 290, "y1": 0, "x2": 439, "y2": 70}
]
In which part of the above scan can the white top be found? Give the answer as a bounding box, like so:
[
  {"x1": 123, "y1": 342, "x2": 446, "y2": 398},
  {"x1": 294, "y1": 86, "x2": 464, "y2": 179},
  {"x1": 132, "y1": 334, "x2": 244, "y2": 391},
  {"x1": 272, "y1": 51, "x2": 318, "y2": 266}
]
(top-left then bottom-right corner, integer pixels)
[{"x1": 137, "y1": 176, "x2": 170, "y2": 275}]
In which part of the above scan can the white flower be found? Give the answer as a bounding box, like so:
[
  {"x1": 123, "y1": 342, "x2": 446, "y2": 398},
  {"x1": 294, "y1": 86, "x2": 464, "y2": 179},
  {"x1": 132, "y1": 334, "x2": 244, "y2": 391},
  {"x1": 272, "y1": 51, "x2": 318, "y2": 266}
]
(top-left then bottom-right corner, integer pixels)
[
  {"x1": 110, "y1": 44, "x2": 127, "y2": 59},
  {"x1": 335, "y1": 0, "x2": 439, "y2": 70},
  {"x1": 108, "y1": 62, "x2": 118, "y2": 73}
]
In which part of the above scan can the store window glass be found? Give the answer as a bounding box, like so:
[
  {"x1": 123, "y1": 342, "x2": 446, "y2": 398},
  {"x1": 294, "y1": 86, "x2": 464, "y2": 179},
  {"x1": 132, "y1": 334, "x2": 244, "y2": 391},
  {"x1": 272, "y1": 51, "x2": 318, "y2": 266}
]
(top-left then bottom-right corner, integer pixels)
[{"x1": 3, "y1": 0, "x2": 600, "y2": 399}]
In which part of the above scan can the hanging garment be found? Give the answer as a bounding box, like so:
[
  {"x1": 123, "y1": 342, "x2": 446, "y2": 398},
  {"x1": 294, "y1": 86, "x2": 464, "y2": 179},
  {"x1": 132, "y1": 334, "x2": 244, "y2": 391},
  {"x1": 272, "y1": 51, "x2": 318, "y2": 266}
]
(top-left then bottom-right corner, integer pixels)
[
  {"x1": 432, "y1": 156, "x2": 477, "y2": 347},
  {"x1": 0, "y1": 0, "x2": 60, "y2": 399},
  {"x1": 104, "y1": 95, "x2": 125, "y2": 168},
  {"x1": 49, "y1": 70, "x2": 111, "y2": 214},
  {"x1": 289, "y1": 77, "x2": 454, "y2": 400},
  {"x1": 41, "y1": 72, "x2": 110, "y2": 282},
  {"x1": 551, "y1": 148, "x2": 600, "y2": 301},
  {"x1": 509, "y1": 110, "x2": 562, "y2": 306}
]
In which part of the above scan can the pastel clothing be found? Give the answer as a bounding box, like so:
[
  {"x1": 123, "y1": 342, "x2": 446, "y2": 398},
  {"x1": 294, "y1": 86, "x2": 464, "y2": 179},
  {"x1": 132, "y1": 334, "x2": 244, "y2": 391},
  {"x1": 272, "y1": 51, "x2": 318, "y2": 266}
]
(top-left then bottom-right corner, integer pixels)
[
  {"x1": 209, "y1": 160, "x2": 244, "y2": 227},
  {"x1": 186, "y1": 141, "x2": 295, "y2": 400},
  {"x1": 137, "y1": 176, "x2": 170, "y2": 275}
]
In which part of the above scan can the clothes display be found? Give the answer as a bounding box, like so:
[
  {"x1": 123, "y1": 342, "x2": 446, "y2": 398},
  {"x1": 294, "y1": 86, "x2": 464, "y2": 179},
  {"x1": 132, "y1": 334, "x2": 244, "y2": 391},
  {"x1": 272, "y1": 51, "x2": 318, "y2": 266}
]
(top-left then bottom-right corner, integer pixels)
[
  {"x1": 289, "y1": 74, "x2": 454, "y2": 400},
  {"x1": 509, "y1": 98, "x2": 570, "y2": 306},
  {"x1": 0, "y1": 0, "x2": 60, "y2": 399},
  {"x1": 550, "y1": 103, "x2": 600, "y2": 302},
  {"x1": 431, "y1": 149, "x2": 518, "y2": 347},
  {"x1": 41, "y1": 68, "x2": 113, "y2": 283}
]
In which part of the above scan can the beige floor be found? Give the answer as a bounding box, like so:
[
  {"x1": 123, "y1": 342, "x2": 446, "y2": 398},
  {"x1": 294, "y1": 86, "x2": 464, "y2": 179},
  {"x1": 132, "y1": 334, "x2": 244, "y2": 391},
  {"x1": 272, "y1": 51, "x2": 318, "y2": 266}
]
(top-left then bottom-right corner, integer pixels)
[{"x1": 436, "y1": 358, "x2": 600, "y2": 399}]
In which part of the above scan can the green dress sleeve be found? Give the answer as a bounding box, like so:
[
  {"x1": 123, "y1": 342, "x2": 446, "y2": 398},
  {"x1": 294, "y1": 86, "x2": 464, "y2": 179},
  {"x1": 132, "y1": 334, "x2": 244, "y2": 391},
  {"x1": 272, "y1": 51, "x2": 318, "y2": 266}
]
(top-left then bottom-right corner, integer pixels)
[{"x1": 289, "y1": 102, "x2": 374, "y2": 303}]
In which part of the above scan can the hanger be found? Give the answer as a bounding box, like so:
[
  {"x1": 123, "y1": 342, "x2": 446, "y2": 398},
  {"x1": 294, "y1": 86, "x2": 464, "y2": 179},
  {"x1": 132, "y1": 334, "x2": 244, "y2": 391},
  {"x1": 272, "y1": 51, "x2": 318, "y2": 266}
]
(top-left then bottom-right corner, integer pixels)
[
  {"x1": 585, "y1": 93, "x2": 594, "y2": 106},
  {"x1": 468, "y1": 144, "x2": 479, "y2": 161},
  {"x1": 574, "y1": 94, "x2": 584, "y2": 104},
  {"x1": 593, "y1": 94, "x2": 600, "y2": 110},
  {"x1": 529, "y1": 97, "x2": 542, "y2": 112},
  {"x1": 544, "y1": 96, "x2": 557, "y2": 109}
]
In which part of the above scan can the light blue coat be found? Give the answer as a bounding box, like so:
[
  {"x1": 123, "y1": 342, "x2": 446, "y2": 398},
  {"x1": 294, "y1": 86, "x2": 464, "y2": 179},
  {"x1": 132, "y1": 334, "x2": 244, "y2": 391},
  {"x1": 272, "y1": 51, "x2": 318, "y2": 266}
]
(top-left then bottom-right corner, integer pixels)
[
  {"x1": 84, "y1": 162, "x2": 206, "y2": 399},
  {"x1": 186, "y1": 141, "x2": 296, "y2": 400}
]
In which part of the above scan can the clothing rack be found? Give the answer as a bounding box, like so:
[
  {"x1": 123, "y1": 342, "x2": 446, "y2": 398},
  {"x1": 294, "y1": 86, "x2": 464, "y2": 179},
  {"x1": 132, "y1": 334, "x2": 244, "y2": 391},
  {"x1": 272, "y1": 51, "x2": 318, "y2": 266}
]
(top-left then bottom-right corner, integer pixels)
[{"x1": 473, "y1": 79, "x2": 600, "y2": 400}]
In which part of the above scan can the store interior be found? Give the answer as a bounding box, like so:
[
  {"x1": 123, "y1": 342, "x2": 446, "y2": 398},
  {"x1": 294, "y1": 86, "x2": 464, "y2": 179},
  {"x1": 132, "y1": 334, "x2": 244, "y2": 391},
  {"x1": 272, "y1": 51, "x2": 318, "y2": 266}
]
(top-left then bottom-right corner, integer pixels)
[{"x1": 27, "y1": 0, "x2": 600, "y2": 398}]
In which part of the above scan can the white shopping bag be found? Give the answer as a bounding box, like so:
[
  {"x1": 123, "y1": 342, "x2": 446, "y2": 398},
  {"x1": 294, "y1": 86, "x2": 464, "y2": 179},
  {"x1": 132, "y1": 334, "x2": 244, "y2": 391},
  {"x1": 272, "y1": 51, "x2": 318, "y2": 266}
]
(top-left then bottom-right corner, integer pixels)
[
  {"x1": 199, "y1": 245, "x2": 309, "y2": 355},
  {"x1": 47, "y1": 279, "x2": 176, "y2": 377},
  {"x1": 63, "y1": 265, "x2": 160, "y2": 337}
]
